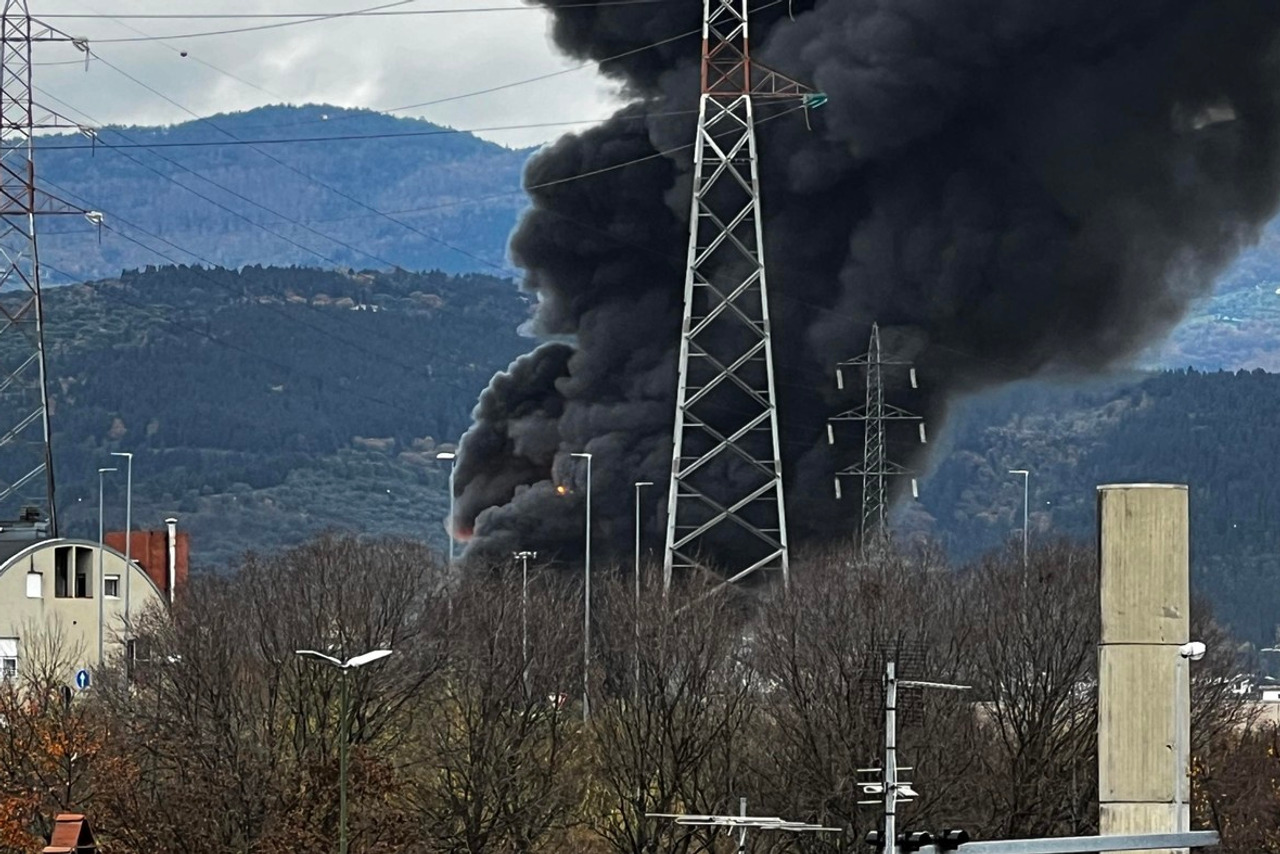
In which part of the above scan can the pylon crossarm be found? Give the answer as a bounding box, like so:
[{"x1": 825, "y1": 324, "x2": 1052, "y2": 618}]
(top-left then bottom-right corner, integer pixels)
[
  {"x1": 829, "y1": 406, "x2": 923, "y2": 422},
  {"x1": 838, "y1": 461, "x2": 911, "y2": 477},
  {"x1": 750, "y1": 64, "x2": 811, "y2": 98},
  {"x1": 840, "y1": 354, "x2": 913, "y2": 367}
]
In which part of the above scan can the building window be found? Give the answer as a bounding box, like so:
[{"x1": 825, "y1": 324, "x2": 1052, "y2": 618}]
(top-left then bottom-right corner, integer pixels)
[
  {"x1": 0, "y1": 638, "x2": 16, "y2": 681},
  {"x1": 25, "y1": 571, "x2": 40, "y2": 598},
  {"x1": 104, "y1": 575, "x2": 120, "y2": 598},
  {"x1": 54, "y1": 546, "x2": 71, "y2": 598},
  {"x1": 74, "y1": 547, "x2": 93, "y2": 599}
]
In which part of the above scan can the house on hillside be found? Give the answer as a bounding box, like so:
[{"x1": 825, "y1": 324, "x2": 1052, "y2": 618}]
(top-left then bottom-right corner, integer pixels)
[{"x1": 0, "y1": 517, "x2": 188, "y2": 683}]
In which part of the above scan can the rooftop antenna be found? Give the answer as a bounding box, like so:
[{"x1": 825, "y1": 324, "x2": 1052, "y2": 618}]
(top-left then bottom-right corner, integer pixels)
[{"x1": 649, "y1": 797, "x2": 840, "y2": 854}]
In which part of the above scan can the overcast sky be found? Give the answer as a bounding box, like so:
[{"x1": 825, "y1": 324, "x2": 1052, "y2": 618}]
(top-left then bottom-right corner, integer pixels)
[{"x1": 33, "y1": 0, "x2": 625, "y2": 148}]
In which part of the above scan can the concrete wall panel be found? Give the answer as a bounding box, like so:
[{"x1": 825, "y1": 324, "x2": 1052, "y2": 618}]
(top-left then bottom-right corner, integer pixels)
[
  {"x1": 1098, "y1": 644, "x2": 1177, "y2": 802},
  {"x1": 1097, "y1": 485, "x2": 1189, "y2": 645}
]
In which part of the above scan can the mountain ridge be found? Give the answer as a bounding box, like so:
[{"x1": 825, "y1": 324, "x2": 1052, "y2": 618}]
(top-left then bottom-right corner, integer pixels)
[{"x1": 34, "y1": 103, "x2": 532, "y2": 281}]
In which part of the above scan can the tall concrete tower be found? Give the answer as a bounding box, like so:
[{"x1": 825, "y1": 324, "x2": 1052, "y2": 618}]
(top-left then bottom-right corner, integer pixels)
[{"x1": 1097, "y1": 483, "x2": 1190, "y2": 854}]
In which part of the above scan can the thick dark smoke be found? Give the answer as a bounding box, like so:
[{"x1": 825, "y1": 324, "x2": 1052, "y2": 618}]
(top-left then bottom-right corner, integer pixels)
[{"x1": 452, "y1": 0, "x2": 1280, "y2": 565}]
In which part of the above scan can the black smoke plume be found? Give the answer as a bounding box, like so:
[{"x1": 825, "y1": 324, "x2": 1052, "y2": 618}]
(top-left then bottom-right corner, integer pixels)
[{"x1": 452, "y1": 0, "x2": 1280, "y2": 565}]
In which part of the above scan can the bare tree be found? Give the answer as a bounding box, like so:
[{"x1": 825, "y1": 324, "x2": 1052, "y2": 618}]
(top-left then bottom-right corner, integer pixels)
[
  {"x1": 94, "y1": 534, "x2": 449, "y2": 854},
  {"x1": 951, "y1": 540, "x2": 1098, "y2": 838},
  {"x1": 407, "y1": 564, "x2": 585, "y2": 854},
  {"x1": 586, "y1": 570, "x2": 759, "y2": 854}
]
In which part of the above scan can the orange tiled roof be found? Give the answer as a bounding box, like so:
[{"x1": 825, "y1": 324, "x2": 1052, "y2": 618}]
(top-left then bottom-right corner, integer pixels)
[{"x1": 42, "y1": 814, "x2": 96, "y2": 854}]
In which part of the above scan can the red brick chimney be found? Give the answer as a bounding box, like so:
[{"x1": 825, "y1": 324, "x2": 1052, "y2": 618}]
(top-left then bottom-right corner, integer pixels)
[{"x1": 104, "y1": 519, "x2": 189, "y2": 603}]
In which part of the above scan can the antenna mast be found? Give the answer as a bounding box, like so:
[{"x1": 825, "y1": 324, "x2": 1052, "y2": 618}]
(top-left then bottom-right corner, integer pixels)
[
  {"x1": 0, "y1": 1, "x2": 94, "y2": 532},
  {"x1": 663, "y1": 0, "x2": 822, "y2": 590}
]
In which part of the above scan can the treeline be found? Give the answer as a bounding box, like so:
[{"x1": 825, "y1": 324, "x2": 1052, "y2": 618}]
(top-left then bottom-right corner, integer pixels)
[{"x1": 0, "y1": 535, "x2": 1270, "y2": 854}]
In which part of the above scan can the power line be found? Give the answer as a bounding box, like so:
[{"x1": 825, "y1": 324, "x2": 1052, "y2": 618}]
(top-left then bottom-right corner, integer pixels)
[
  {"x1": 35, "y1": 119, "x2": 474, "y2": 387},
  {"x1": 79, "y1": 0, "x2": 421, "y2": 43},
  {"x1": 41, "y1": 1, "x2": 671, "y2": 20},
  {"x1": 85, "y1": 51, "x2": 519, "y2": 276}
]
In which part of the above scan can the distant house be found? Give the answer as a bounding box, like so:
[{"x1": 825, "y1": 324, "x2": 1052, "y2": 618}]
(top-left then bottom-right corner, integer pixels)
[{"x1": 0, "y1": 517, "x2": 188, "y2": 682}]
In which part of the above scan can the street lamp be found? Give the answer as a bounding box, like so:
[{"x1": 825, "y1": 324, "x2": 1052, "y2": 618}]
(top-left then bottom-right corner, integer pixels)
[
  {"x1": 96, "y1": 467, "x2": 117, "y2": 666},
  {"x1": 1009, "y1": 469, "x2": 1029, "y2": 572},
  {"x1": 570, "y1": 451, "x2": 592, "y2": 722},
  {"x1": 110, "y1": 452, "x2": 133, "y2": 635},
  {"x1": 1175, "y1": 640, "x2": 1205, "y2": 834},
  {"x1": 513, "y1": 550, "x2": 537, "y2": 697},
  {"x1": 295, "y1": 647, "x2": 394, "y2": 854},
  {"x1": 436, "y1": 452, "x2": 457, "y2": 567},
  {"x1": 634, "y1": 481, "x2": 653, "y2": 704}
]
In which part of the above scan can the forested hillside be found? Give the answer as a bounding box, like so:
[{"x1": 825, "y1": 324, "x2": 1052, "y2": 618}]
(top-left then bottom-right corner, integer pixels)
[
  {"x1": 45, "y1": 265, "x2": 530, "y2": 566},
  {"x1": 33, "y1": 104, "x2": 529, "y2": 280},
  {"x1": 912, "y1": 369, "x2": 1280, "y2": 644}
]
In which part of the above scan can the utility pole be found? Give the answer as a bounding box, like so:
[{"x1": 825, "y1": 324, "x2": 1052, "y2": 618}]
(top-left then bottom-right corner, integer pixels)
[
  {"x1": 870, "y1": 661, "x2": 971, "y2": 854},
  {"x1": 828, "y1": 323, "x2": 925, "y2": 550},
  {"x1": 0, "y1": 2, "x2": 96, "y2": 531},
  {"x1": 663, "y1": 0, "x2": 824, "y2": 591}
]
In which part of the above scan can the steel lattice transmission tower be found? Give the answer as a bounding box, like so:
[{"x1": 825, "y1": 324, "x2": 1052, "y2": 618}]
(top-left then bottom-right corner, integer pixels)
[
  {"x1": 662, "y1": 0, "x2": 823, "y2": 590},
  {"x1": 827, "y1": 323, "x2": 926, "y2": 548},
  {"x1": 0, "y1": 1, "x2": 93, "y2": 532}
]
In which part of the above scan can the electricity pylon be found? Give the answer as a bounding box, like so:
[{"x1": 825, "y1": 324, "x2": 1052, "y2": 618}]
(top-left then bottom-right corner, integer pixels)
[
  {"x1": 663, "y1": 0, "x2": 823, "y2": 590},
  {"x1": 827, "y1": 323, "x2": 926, "y2": 549},
  {"x1": 0, "y1": 1, "x2": 95, "y2": 531}
]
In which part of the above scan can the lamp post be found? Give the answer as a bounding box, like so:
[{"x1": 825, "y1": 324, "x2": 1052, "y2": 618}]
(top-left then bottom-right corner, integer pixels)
[
  {"x1": 633, "y1": 481, "x2": 652, "y2": 704},
  {"x1": 110, "y1": 452, "x2": 133, "y2": 634},
  {"x1": 570, "y1": 451, "x2": 592, "y2": 722},
  {"x1": 296, "y1": 647, "x2": 394, "y2": 854},
  {"x1": 1009, "y1": 469, "x2": 1029, "y2": 572},
  {"x1": 436, "y1": 452, "x2": 457, "y2": 567},
  {"x1": 96, "y1": 466, "x2": 116, "y2": 666},
  {"x1": 1176, "y1": 641, "x2": 1205, "y2": 834},
  {"x1": 514, "y1": 550, "x2": 537, "y2": 697}
]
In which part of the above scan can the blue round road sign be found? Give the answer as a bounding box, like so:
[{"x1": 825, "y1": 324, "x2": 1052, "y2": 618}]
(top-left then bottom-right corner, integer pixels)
[{"x1": 74, "y1": 668, "x2": 90, "y2": 690}]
